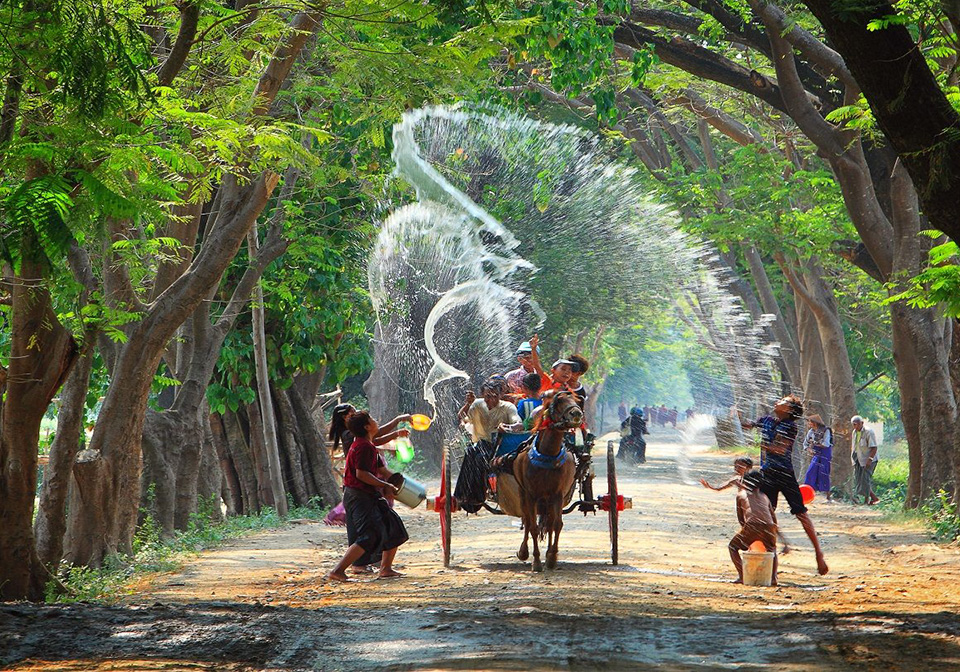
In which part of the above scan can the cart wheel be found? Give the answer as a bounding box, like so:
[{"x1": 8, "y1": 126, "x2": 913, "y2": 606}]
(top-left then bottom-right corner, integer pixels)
[
  {"x1": 441, "y1": 445, "x2": 452, "y2": 568},
  {"x1": 607, "y1": 440, "x2": 619, "y2": 566}
]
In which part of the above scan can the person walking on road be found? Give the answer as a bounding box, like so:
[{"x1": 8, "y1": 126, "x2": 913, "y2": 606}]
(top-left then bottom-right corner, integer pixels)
[{"x1": 851, "y1": 415, "x2": 879, "y2": 505}]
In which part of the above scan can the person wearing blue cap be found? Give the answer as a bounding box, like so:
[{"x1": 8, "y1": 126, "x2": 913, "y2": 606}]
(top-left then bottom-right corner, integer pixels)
[{"x1": 505, "y1": 339, "x2": 541, "y2": 393}]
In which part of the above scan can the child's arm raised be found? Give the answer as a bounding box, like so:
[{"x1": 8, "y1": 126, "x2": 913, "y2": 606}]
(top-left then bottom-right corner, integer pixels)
[
  {"x1": 457, "y1": 391, "x2": 475, "y2": 421},
  {"x1": 736, "y1": 409, "x2": 756, "y2": 430},
  {"x1": 528, "y1": 334, "x2": 549, "y2": 385}
]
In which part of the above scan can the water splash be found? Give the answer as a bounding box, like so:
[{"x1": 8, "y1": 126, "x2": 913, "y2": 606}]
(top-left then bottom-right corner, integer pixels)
[
  {"x1": 368, "y1": 104, "x2": 781, "y2": 443},
  {"x1": 677, "y1": 414, "x2": 718, "y2": 484}
]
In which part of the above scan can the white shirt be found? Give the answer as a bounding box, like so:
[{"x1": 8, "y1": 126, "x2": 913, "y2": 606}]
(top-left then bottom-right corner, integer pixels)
[
  {"x1": 852, "y1": 426, "x2": 878, "y2": 464},
  {"x1": 465, "y1": 399, "x2": 520, "y2": 443}
]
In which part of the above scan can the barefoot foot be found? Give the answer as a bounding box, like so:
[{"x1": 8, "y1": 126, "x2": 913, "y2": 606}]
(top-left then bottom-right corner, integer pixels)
[
  {"x1": 327, "y1": 571, "x2": 352, "y2": 583},
  {"x1": 816, "y1": 556, "x2": 829, "y2": 575},
  {"x1": 377, "y1": 568, "x2": 403, "y2": 579}
]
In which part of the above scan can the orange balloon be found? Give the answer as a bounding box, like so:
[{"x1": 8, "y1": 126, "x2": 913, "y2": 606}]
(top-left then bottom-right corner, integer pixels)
[
  {"x1": 799, "y1": 483, "x2": 815, "y2": 505},
  {"x1": 748, "y1": 540, "x2": 767, "y2": 553}
]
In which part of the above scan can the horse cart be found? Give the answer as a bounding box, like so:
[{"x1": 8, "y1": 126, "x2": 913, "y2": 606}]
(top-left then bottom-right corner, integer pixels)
[{"x1": 425, "y1": 391, "x2": 631, "y2": 570}]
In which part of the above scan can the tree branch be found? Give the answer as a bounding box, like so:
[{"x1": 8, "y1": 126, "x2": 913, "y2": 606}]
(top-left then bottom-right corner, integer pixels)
[
  {"x1": 611, "y1": 21, "x2": 789, "y2": 114},
  {"x1": 747, "y1": 0, "x2": 858, "y2": 93},
  {"x1": 627, "y1": 6, "x2": 708, "y2": 37},
  {"x1": 678, "y1": 0, "x2": 837, "y2": 105},
  {"x1": 800, "y1": 0, "x2": 960, "y2": 246},
  {"x1": 760, "y1": 28, "x2": 846, "y2": 155},
  {"x1": 774, "y1": 252, "x2": 819, "y2": 314},
  {"x1": 624, "y1": 88, "x2": 703, "y2": 170},
  {"x1": 156, "y1": 0, "x2": 201, "y2": 87},
  {"x1": 666, "y1": 88, "x2": 765, "y2": 146},
  {"x1": 513, "y1": 81, "x2": 671, "y2": 176},
  {"x1": 831, "y1": 239, "x2": 885, "y2": 283},
  {"x1": 252, "y1": 11, "x2": 323, "y2": 116}
]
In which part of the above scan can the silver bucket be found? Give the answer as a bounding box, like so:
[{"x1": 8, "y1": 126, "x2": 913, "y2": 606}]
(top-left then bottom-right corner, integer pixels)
[{"x1": 388, "y1": 473, "x2": 427, "y2": 509}]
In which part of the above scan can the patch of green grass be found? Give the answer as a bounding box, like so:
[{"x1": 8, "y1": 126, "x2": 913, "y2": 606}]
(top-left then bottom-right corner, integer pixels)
[
  {"x1": 47, "y1": 496, "x2": 328, "y2": 603},
  {"x1": 868, "y1": 444, "x2": 959, "y2": 542},
  {"x1": 872, "y1": 458, "x2": 909, "y2": 511},
  {"x1": 919, "y1": 490, "x2": 960, "y2": 541}
]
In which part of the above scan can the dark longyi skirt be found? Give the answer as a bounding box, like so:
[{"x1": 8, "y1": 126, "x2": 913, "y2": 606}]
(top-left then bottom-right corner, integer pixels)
[{"x1": 343, "y1": 486, "x2": 408, "y2": 556}]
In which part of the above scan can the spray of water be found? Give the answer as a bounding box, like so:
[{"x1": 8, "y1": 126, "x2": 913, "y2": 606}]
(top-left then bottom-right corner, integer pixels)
[
  {"x1": 676, "y1": 414, "x2": 719, "y2": 484},
  {"x1": 368, "y1": 104, "x2": 781, "y2": 456}
]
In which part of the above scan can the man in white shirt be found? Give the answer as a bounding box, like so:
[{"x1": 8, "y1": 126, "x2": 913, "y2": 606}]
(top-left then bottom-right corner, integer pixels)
[
  {"x1": 850, "y1": 415, "x2": 879, "y2": 505},
  {"x1": 454, "y1": 381, "x2": 521, "y2": 512},
  {"x1": 460, "y1": 383, "x2": 521, "y2": 443}
]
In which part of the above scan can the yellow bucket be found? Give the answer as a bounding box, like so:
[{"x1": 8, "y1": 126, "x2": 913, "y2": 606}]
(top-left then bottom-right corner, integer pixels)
[{"x1": 742, "y1": 551, "x2": 775, "y2": 586}]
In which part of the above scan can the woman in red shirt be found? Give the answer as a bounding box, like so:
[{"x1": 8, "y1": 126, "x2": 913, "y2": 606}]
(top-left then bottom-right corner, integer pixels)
[{"x1": 327, "y1": 411, "x2": 409, "y2": 582}]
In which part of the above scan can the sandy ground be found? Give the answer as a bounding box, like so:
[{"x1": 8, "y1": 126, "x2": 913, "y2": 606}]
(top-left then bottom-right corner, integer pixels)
[{"x1": 3, "y1": 431, "x2": 960, "y2": 671}]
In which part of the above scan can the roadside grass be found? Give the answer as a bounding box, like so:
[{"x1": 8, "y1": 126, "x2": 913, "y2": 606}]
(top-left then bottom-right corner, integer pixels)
[
  {"x1": 48, "y1": 496, "x2": 328, "y2": 603},
  {"x1": 873, "y1": 451, "x2": 960, "y2": 542}
]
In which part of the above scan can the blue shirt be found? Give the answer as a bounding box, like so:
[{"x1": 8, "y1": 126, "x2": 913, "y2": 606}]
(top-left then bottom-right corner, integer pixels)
[
  {"x1": 755, "y1": 415, "x2": 798, "y2": 470},
  {"x1": 517, "y1": 397, "x2": 542, "y2": 430}
]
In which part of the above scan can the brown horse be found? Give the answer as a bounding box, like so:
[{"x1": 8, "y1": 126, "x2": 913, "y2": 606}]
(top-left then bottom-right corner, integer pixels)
[{"x1": 513, "y1": 391, "x2": 581, "y2": 571}]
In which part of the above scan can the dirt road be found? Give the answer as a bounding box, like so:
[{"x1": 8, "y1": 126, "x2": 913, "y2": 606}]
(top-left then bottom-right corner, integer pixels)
[{"x1": 4, "y1": 432, "x2": 960, "y2": 671}]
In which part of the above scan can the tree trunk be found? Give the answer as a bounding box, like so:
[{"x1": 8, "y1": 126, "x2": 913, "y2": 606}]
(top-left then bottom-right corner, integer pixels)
[
  {"x1": 951, "y1": 320, "x2": 960, "y2": 496},
  {"x1": 287, "y1": 384, "x2": 343, "y2": 507},
  {"x1": 584, "y1": 379, "x2": 605, "y2": 431},
  {"x1": 223, "y1": 409, "x2": 261, "y2": 514},
  {"x1": 0, "y1": 254, "x2": 78, "y2": 600},
  {"x1": 63, "y1": 449, "x2": 111, "y2": 567},
  {"x1": 796, "y1": 299, "x2": 831, "y2": 421},
  {"x1": 34, "y1": 341, "x2": 95, "y2": 574},
  {"x1": 779, "y1": 256, "x2": 856, "y2": 494},
  {"x1": 799, "y1": 0, "x2": 960, "y2": 245},
  {"x1": 891, "y1": 304, "x2": 924, "y2": 507},
  {"x1": 887, "y1": 162, "x2": 957, "y2": 497},
  {"x1": 208, "y1": 412, "x2": 242, "y2": 516},
  {"x1": 245, "y1": 400, "x2": 277, "y2": 510},
  {"x1": 173, "y1": 406, "x2": 206, "y2": 530},
  {"x1": 197, "y1": 407, "x2": 225, "y2": 523},
  {"x1": 901, "y1": 306, "x2": 956, "y2": 497},
  {"x1": 795, "y1": 298, "x2": 830, "y2": 478},
  {"x1": 249, "y1": 230, "x2": 287, "y2": 516},
  {"x1": 802, "y1": 262, "x2": 857, "y2": 494},
  {"x1": 140, "y1": 409, "x2": 185, "y2": 538},
  {"x1": 63, "y1": 173, "x2": 280, "y2": 566},
  {"x1": 274, "y1": 385, "x2": 310, "y2": 506},
  {"x1": 60, "y1": 9, "x2": 318, "y2": 562},
  {"x1": 742, "y1": 245, "x2": 801, "y2": 387}
]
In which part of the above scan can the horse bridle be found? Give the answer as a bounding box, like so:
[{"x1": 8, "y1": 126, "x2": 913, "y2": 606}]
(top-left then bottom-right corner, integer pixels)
[{"x1": 545, "y1": 390, "x2": 584, "y2": 430}]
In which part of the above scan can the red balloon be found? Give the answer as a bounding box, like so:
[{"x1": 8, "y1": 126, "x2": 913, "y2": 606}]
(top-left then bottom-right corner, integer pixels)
[{"x1": 799, "y1": 484, "x2": 815, "y2": 505}]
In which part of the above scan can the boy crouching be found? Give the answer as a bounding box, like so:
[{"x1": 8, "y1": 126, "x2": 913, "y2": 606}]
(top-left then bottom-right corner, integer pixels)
[{"x1": 729, "y1": 469, "x2": 778, "y2": 586}]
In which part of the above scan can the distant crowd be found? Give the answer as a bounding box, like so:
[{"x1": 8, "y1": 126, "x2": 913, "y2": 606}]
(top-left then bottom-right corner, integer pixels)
[{"x1": 617, "y1": 401, "x2": 696, "y2": 428}]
